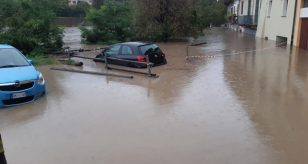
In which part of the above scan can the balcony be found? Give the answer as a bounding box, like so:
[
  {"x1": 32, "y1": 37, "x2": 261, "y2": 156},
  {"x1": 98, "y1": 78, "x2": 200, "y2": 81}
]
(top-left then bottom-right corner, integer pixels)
[{"x1": 238, "y1": 15, "x2": 256, "y2": 26}]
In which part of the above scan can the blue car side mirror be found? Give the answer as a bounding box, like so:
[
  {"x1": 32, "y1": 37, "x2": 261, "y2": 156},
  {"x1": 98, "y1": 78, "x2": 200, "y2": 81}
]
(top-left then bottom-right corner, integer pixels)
[{"x1": 28, "y1": 59, "x2": 33, "y2": 65}]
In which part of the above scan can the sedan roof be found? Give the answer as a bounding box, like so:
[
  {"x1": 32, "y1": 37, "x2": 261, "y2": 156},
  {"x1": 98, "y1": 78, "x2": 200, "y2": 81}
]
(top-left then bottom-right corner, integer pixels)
[{"x1": 121, "y1": 42, "x2": 152, "y2": 47}]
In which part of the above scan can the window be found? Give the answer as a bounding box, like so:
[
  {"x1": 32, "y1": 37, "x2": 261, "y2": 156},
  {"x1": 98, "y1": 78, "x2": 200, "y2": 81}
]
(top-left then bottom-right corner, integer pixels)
[
  {"x1": 268, "y1": 0, "x2": 273, "y2": 17},
  {"x1": 304, "y1": 0, "x2": 308, "y2": 7},
  {"x1": 282, "y1": 0, "x2": 288, "y2": 16},
  {"x1": 241, "y1": 1, "x2": 244, "y2": 15},
  {"x1": 121, "y1": 46, "x2": 133, "y2": 55},
  {"x1": 139, "y1": 44, "x2": 161, "y2": 55},
  {"x1": 105, "y1": 45, "x2": 120, "y2": 56}
]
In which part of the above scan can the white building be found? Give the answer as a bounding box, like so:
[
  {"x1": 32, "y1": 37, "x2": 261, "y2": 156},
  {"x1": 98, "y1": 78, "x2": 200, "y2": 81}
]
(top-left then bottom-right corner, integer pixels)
[
  {"x1": 68, "y1": 0, "x2": 93, "y2": 6},
  {"x1": 238, "y1": 0, "x2": 261, "y2": 26},
  {"x1": 68, "y1": 0, "x2": 78, "y2": 6},
  {"x1": 227, "y1": 0, "x2": 240, "y2": 16},
  {"x1": 256, "y1": 0, "x2": 297, "y2": 45},
  {"x1": 80, "y1": 0, "x2": 93, "y2": 5},
  {"x1": 227, "y1": 0, "x2": 240, "y2": 24}
]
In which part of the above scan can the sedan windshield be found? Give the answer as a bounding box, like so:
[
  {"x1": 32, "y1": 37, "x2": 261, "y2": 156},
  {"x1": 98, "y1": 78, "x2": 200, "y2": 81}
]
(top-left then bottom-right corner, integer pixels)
[
  {"x1": 139, "y1": 44, "x2": 161, "y2": 55},
  {"x1": 0, "y1": 48, "x2": 30, "y2": 68}
]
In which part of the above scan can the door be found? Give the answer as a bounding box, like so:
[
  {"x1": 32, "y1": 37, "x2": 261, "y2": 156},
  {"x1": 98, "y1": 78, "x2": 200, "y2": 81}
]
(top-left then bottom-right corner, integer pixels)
[
  {"x1": 117, "y1": 45, "x2": 136, "y2": 66},
  {"x1": 300, "y1": 19, "x2": 308, "y2": 49},
  {"x1": 118, "y1": 45, "x2": 135, "y2": 60},
  {"x1": 105, "y1": 45, "x2": 121, "y2": 64}
]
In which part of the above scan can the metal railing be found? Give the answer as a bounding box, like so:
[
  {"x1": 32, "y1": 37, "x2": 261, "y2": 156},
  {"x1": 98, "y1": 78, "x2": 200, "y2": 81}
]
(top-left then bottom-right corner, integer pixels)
[{"x1": 71, "y1": 54, "x2": 159, "y2": 78}]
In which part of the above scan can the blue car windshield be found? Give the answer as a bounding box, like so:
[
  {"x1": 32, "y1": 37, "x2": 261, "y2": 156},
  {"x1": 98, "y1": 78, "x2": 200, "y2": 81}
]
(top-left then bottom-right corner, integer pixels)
[{"x1": 0, "y1": 48, "x2": 30, "y2": 68}]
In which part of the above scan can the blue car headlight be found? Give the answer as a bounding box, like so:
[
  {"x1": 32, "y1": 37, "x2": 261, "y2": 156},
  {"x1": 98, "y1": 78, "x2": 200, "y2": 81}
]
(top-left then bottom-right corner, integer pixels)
[{"x1": 38, "y1": 73, "x2": 45, "y2": 85}]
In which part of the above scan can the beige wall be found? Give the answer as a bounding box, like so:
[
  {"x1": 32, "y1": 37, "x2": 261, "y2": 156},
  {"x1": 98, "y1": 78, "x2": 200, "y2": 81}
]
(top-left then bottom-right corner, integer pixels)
[{"x1": 256, "y1": 0, "x2": 297, "y2": 45}]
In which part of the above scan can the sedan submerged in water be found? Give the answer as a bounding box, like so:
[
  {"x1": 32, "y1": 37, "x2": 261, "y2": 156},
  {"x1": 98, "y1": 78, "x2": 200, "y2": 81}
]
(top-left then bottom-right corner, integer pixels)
[
  {"x1": 94, "y1": 42, "x2": 167, "y2": 68},
  {"x1": 0, "y1": 45, "x2": 46, "y2": 108}
]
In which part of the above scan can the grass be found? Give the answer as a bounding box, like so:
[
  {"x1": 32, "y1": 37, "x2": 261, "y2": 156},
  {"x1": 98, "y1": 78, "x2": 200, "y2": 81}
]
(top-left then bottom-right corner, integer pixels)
[
  {"x1": 62, "y1": 59, "x2": 75, "y2": 65},
  {"x1": 28, "y1": 54, "x2": 59, "y2": 66},
  {"x1": 28, "y1": 52, "x2": 81, "y2": 66}
]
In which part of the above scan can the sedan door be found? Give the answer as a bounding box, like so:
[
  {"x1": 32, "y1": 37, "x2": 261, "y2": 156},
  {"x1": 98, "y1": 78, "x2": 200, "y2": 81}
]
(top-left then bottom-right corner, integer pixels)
[
  {"x1": 116, "y1": 45, "x2": 137, "y2": 66},
  {"x1": 104, "y1": 45, "x2": 121, "y2": 65}
]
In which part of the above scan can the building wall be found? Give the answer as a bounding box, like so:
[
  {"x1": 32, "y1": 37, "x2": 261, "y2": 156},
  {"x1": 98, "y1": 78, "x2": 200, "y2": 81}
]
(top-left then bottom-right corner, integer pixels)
[
  {"x1": 239, "y1": 0, "x2": 248, "y2": 16},
  {"x1": 256, "y1": 0, "x2": 297, "y2": 45}
]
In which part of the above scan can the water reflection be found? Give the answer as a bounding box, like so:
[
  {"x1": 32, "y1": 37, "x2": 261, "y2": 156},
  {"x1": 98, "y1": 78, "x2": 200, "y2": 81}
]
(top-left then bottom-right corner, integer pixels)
[{"x1": 223, "y1": 34, "x2": 308, "y2": 163}]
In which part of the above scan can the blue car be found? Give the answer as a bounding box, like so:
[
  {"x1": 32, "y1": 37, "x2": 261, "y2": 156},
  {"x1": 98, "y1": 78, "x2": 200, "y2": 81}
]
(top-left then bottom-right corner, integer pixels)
[{"x1": 0, "y1": 45, "x2": 46, "y2": 108}]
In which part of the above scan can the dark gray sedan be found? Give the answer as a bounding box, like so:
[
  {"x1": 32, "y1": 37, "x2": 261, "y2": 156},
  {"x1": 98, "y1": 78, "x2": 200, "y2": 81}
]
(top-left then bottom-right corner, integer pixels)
[{"x1": 94, "y1": 42, "x2": 167, "y2": 68}]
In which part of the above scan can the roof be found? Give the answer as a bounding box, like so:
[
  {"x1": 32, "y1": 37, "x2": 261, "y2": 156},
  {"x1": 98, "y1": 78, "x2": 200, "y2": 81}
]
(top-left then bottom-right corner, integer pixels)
[
  {"x1": 0, "y1": 44, "x2": 14, "y2": 49},
  {"x1": 121, "y1": 42, "x2": 152, "y2": 47}
]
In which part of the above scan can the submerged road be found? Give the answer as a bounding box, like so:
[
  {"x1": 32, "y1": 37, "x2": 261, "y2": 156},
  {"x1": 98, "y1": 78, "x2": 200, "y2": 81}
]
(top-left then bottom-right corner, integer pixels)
[{"x1": 1, "y1": 28, "x2": 308, "y2": 164}]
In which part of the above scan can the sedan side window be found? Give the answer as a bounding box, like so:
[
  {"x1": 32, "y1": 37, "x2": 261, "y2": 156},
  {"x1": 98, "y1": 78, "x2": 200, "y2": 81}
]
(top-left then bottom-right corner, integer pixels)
[
  {"x1": 120, "y1": 46, "x2": 133, "y2": 55},
  {"x1": 105, "y1": 45, "x2": 121, "y2": 56}
]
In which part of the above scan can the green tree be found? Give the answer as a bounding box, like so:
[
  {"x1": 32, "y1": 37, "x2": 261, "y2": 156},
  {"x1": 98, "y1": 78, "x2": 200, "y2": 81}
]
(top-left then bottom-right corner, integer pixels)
[
  {"x1": 0, "y1": 0, "x2": 18, "y2": 29},
  {"x1": 81, "y1": 0, "x2": 226, "y2": 43},
  {"x1": 0, "y1": 0, "x2": 64, "y2": 53},
  {"x1": 134, "y1": 0, "x2": 196, "y2": 41},
  {"x1": 194, "y1": 0, "x2": 227, "y2": 28},
  {"x1": 93, "y1": 0, "x2": 105, "y2": 8},
  {"x1": 81, "y1": 0, "x2": 134, "y2": 43}
]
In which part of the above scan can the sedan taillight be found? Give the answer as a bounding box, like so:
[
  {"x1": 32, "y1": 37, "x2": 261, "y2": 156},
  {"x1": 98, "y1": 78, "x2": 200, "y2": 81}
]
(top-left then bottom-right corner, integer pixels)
[{"x1": 137, "y1": 55, "x2": 146, "y2": 62}]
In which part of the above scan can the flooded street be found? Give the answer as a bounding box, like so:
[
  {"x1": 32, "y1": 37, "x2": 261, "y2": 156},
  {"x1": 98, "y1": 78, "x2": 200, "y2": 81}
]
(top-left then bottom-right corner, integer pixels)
[{"x1": 1, "y1": 28, "x2": 308, "y2": 164}]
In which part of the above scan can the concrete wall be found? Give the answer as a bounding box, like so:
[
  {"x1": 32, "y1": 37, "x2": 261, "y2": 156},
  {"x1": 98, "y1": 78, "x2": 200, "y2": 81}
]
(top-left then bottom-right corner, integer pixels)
[{"x1": 256, "y1": 0, "x2": 297, "y2": 45}]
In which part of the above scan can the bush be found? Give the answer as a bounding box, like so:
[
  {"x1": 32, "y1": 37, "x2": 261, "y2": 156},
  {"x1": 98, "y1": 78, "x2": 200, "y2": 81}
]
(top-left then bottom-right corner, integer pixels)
[{"x1": 56, "y1": 1, "x2": 90, "y2": 17}]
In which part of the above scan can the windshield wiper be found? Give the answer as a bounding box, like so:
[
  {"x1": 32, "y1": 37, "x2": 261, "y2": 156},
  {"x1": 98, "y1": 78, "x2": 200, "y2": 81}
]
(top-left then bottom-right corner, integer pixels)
[{"x1": 0, "y1": 65, "x2": 28, "y2": 68}]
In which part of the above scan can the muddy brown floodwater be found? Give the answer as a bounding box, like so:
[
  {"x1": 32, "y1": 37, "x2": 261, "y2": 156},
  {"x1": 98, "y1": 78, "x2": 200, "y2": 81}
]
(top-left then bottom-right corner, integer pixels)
[{"x1": 1, "y1": 28, "x2": 308, "y2": 164}]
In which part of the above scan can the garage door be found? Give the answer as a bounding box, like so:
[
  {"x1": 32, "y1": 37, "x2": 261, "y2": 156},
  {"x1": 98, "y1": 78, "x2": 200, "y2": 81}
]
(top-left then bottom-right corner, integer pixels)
[{"x1": 300, "y1": 18, "x2": 308, "y2": 50}]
